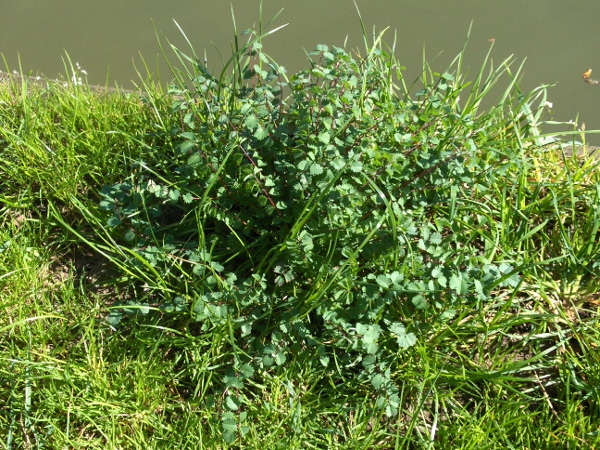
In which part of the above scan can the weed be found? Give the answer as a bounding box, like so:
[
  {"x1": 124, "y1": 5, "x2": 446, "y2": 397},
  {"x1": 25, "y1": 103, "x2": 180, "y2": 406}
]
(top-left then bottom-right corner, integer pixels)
[{"x1": 1, "y1": 7, "x2": 599, "y2": 448}]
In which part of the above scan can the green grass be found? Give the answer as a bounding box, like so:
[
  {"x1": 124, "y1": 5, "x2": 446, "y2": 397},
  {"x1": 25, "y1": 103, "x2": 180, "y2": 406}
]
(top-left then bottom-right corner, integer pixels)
[{"x1": 1, "y1": 18, "x2": 600, "y2": 449}]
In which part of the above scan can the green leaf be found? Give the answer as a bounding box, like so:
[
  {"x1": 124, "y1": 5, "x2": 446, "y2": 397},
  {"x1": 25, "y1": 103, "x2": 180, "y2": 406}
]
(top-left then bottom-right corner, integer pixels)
[
  {"x1": 275, "y1": 352, "x2": 287, "y2": 366},
  {"x1": 390, "y1": 322, "x2": 417, "y2": 348},
  {"x1": 222, "y1": 413, "x2": 238, "y2": 443},
  {"x1": 226, "y1": 395, "x2": 241, "y2": 411},
  {"x1": 262, "y1": 355, "x2": 275, "y2": 367},
  {"x1": 412, "y1": 295, "x2": 427, "y2": 309},
  {"x1": 389, "y1": 271, "x2": 404, "y2": 285},
  {"x1": 430, "y1": 232, "x2": 442, "y2": 244},
  {"x1": 449, "y1": 273, "x2": 462, "y2": 294},
  {"x1": 350, "y1": 160, "x2": 363, "y2": 172},
  {"x1": 371, "y1": 373, "x2": 386, "y2": 389},
  {"x1": 178, "y1": 140, "x2": 195, "y2": 153},
  {"x1": 107, "y1": 216, "x2": 121, "y2": 227},
  {"x1": 397, "y1": 332, "x2": 417, "y2": 349},
  {"x1": 437, "y1": 275, "x2": 447, "y2": 287},
  {"x1": 187, "y1": 153, "x2": 202, "y2": 166},
  {"x1": 239, "y1": 364, "x2": 254, "y2": 379},
  {"x1": 474, "y1": 279, "x2": 484, "y2": 293},
  {"x1": 106, "y1": 310, "x2": 123, "y2": 327},
  {"x1": 376, "y1": 275, "x2": 391, "y2": 289},
  {"x1": 310, "y1": 163, "x2": 324, "y2": 175},
  {"x1": 244, "y1": 114, "x2": 258, "y2": 129},
  {"x1": 362, "y1": 355, "x2": 377, "y2": 371},
  {"x1": 223, "y1": 374, "x2": 244, "y2": 390},
  {"x1": 331, "y1": 157, "x2": 345, "y2": 170},
  {"x1": 317, "y1": 131, "x2": 331, "y2": 144},
  {"x1": 301, "y1": 234, "x2": 314, "y2": 252},
  {"x1": 99, "y1": 200, "x2": 113, "y2": 210},
  {"x1": 254, "y1": 126, "x2": 269, "y2": 140}
]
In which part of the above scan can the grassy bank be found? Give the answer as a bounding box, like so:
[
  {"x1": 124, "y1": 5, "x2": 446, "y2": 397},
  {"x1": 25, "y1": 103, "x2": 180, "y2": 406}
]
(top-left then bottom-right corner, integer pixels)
[{"x1": 1, "y1": 20, "x2": 600, "y2": 449}]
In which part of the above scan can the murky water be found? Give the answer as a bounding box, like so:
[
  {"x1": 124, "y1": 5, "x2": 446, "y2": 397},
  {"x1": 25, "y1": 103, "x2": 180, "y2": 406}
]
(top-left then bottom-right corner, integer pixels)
[{"x1": 2, "y1": 1, "x2": 600, "y2": 141}]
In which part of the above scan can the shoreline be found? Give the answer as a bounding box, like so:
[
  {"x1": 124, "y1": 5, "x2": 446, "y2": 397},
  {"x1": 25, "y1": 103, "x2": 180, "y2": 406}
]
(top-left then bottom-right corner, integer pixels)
[{"x1": 2, "y1": 70, "x2": 598, "y2": 161}]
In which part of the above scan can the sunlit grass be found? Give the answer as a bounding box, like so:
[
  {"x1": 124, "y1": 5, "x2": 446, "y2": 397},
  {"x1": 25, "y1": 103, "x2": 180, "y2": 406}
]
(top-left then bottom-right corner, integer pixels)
[{"x1": 1, "y1": 15, "x2": 600, "y2": 450}]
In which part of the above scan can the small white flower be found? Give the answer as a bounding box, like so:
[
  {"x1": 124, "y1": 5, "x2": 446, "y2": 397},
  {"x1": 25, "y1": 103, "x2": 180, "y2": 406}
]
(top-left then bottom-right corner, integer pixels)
[
  {"x1": 80, "y1": 69, "x2": 88, "y2": 76},
  {"x1": 12, "y1": 70, "x2": 18, "y2": 75},
  {"x1": 544, "y1": 101, "x2": 553, "y2": 109}
]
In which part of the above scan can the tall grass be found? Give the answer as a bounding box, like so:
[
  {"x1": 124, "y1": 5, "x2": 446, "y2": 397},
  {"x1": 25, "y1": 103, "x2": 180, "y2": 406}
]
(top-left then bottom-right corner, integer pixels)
[{"x1": 1, "y1": 9, "x2": 600, "y2": 449}]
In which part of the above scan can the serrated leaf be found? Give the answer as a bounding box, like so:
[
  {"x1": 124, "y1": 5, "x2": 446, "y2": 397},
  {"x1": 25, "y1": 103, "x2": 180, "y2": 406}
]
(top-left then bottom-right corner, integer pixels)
[
  {"x1": 474, "y1": 279, "x2": 484, "y2": 293},
  {"x1": 412, "y1": 295, "x2": 427, "y2": 309},
  {"x1": 371, "y1": 373, "x2": 386, "y2": 389},
  {"x1": 239, "y1": 364, "x2": 254, "y2": 378},
  {"x1": 244, "y1": 114, "x2": 258, "y2": 129},
  {"x1": 356, "y1": 322, "x2": 367, "y2": 336},
  {"x1": 362, "y1": 354, "x2": 377, "y2": 370},
  {"x1": 323, "y1": 51, "x2": 334, "y2": 61},
  {"x1": 275, "y1": 352, "x2": 286, "y2": 366},
  {"x1": 124, "y1": 229, "x2": 136, "y2": 242},
  {"x1": 226, "y1": 395, "x2": 240, "y2": 411},
  {"x1": 430, "y1": 232, "x2": 442, "y2": 244},
  {"x1": 317, "y1": 131, "x2": 331, "y2": 144},
  {"x1": 376, "y1": 275, "x2": 391, "y2": 289},
  {"x1": 241, "y1": 322, "x2": 252, "y2": 337},
  {"x1": 440, "y1": 309, "x2": 456, "y2": 321},
  {"x1": 107, "y1": 216, "x2": 121, "y2": 227},
  {"x1": 180, "y1": 131, "x2": 195, "y2": 140},
  {"x1": 254, "y1": 126, "x2": 269, "y2": 140},
  {"x1": 389, "y1": 271, "x2": 404, "y2": 285},
  {"x1": 364, "y1": 341, "x2": 379, "y2": 354},
  {"x1": 178, "y1": 140, "x2": 195, "y2": 153},
  {"x1": 106, "y1": 310, "x2": 123, "y2": 327},
  {"x1": 99, "y1": 200, "x2": 113, "y2": 210},
  {"x1": 210, "y1": 261, "x2": 224, "y2": 272},
  {"x1": 363, "y1": 324, "x2": 381, "y2": 343},
  {"x1": 449, "y1": 273, "x2": 462, "y2": 294},
  {"x1": 396, "y1": 332, "x2": 417, "y2": 349},
  {"x1": 331, "y1": 157, "x2": 345, "y2": 170},
  {"x1": 223, "y1": 374, "x2": 244, "y2": 390},
  {"x1": 182, "y1": 193, "x2": 194, "y2": 204},
  {"x1": 222, "y1": 430, "x2": 236, "y2": 444},
  {"x1": 222, "y1": 411, "x2": 236, "y2": 421},
  {"x1": 310, "y1": 163, "x2": 324, "y2": 175},
  {"x1": 350, "y1": 160, "x2": 363, "y2": 172},
  {"x1": 262, "y1": 355, "x2": 275, "y2": 367},
  {"x1": 187, "y1": 153, "x2": 202, "y2": 166},
  {"x1": 301, "y1": 234, "x2": 314, "y2": 252},
  {"x1": 389, "y1": 322, "x2": 406, "y2": 336}
]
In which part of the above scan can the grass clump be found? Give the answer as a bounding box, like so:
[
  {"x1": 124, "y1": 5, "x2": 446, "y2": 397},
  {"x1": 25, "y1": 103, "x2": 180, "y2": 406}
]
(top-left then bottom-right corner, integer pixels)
[{"x1": 1, "y1": 13, "x2": 600, "y2": 449}]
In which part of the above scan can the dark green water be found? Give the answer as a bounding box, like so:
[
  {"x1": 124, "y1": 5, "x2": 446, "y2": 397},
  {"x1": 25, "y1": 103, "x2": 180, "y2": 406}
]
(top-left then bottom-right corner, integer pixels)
[{"x1": 2, "y1": 1, "x2": 600, "y2": 140}]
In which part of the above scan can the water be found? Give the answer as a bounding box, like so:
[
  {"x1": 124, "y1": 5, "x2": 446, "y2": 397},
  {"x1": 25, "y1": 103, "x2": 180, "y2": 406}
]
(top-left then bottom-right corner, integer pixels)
[{"x1": 2, "y1": 0, "x2": 599, "y2": 141}]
